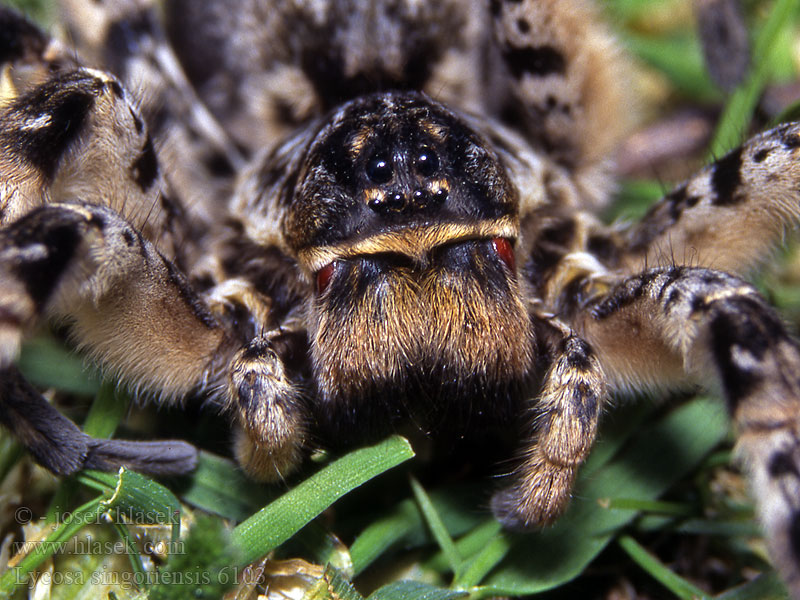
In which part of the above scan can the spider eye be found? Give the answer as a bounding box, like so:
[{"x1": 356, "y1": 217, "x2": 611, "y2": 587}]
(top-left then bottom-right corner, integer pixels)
[
  {"x1": 316, "y1": 262, "x2": 336, "y2": 294},
  {"x1": 415, "y1": 147, "x2": 439, "y2": 177},
  {"x1": 491, "y1": 238, "x2": 515, "y2": 271},
  {"x1": 365, "y1": 153, "x2": 393, "y2": 184}
]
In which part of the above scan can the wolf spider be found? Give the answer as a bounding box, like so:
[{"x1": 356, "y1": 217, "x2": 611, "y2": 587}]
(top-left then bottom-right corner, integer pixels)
[{"x1": 2, "y1": 0, "x2": 800, "y2": 595}]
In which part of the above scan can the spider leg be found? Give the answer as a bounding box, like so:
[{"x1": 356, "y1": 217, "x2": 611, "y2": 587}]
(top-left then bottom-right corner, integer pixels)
[
  {"x1": 0, "y1": 200, "x2": 228, "y2": 395},
  {"x1": 227, "y1": 329, "x2": 309, "y2": 482},
  {"x1": 492, "y1": 318, "x2": 606, "y2": 528},
  {"x1": 56, "y1": 0, "x2": 245, "y2": 214},
  {"x1": 0, "y1": 367, "x2": 197, "y2": 476},
  {"x1": 489, "y1": 0, "x2": 632, "y2": 206},
  {"x1": 624, "y1": 122, "x2": 800, "y2": 274},
  {"x1": 573, "y1": 265, "x2": 800, "y2": 595}
]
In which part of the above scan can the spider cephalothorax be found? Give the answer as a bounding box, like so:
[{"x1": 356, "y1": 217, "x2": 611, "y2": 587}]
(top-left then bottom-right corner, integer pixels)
[
  {"x1": 280, "y1": 91, "x2": 534, "y2": 444},
  {"x1": 3, "y1": 0, "x2": 800, "y2": 596}
]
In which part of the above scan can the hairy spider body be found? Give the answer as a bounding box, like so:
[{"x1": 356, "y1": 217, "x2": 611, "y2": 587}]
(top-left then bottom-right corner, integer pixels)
[{"x1": 3, "y1": 0, "x2": 800, "y2": 595}]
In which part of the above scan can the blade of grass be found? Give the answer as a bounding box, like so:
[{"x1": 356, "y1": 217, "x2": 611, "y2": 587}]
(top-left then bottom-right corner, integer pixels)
[
  {"x1": 478, "y1": 396, "x2": 728, "y2": 596},
  {"x1": 423, "y1": 520, "x2": 502, "y2": 574},
  {"x1": 708, "y1": 0, "x2": 799, "y2": 157},
  {"x1": 0, "y1": 497, "x2": 106, "y2": 597},
  {"x1": 82, "y1": 381, "x2": 129, "y2": 439},
  {"x1": 621, "y1": 32, "x2": 720, "y2": 102},
  {"x1": 179, "y1": 451, "x2": 276, "y2": 521},
  {"x1": 409, "y1": 476, "x2": 462, "y2": 576},
  {"x1": 47, "y1": 381, "x2": 130, "y2": 521},
  {"x1": 306, "y1": 566, "x2": 365, "y2": 600},
  {"x1": 350, "y1": 497, "x2": 422, "y2": 576},
  {"x1": 452, "y1": 534, "x2": 511, "y2": 590},
  {"x1": 368, "y1": 581, "x2": 468, "y2": 600},
  {"x1": 714, "y1": 572, "x2": 788, "y2": 600},
  {"x1": 349, "y1": 485, "x2": 486, "y2": 577},
  {"x1": 232, "y1": 435, "x2": 414, "y2": 565},
  {"x1": 111, "y1": 522, "x2": 147, "y2": 592},
  {"x1": 17, "y1": 334, "x2": 100, "y2": 396},
  {"x1": 618, "y1": 535, "x2": 709, "y2": 599},
  {"x1": 602, "y1": 498, "x2": 694, "y2": 517},
  {"x1": 277, "y1": 522, "x2": 354, "y2": 577},
  {"x1": 79, "y1": 469, "x2": 182, "y2": 542}
]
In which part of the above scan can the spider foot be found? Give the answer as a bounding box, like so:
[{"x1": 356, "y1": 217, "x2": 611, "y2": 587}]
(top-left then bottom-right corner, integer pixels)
[
  {"x1": 491, "y1": 460, "x2": 577, "y2": 529},
  {"x1": 229, "y1": 335, "x2": 307, "y2": 482}
]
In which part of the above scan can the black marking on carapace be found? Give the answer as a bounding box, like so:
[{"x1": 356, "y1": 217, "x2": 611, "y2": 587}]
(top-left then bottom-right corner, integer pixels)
[
  {"x1": 131, "y1": 134, "x2": 159, "y2": 191},
  {"x1": 502, "y1": 45, "x2": 566, "y2": 79},
  {"x1": 517, "y1": 19, "x2": 531, "y2": 33},
  {"x1": 1, "y1": 72, "x2": 100, "y2": 180},
  {"x1": 711, "y1": 146, "x2": 744, "y2": 205}
]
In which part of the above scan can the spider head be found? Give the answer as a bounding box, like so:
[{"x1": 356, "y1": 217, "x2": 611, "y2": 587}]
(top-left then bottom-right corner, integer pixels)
[
  {"x1": 287, "y1": 91, "x2": 519, "y2": 270},
  {"x1": 285, "y1": 92, "x2": 534, "y2": 436}
]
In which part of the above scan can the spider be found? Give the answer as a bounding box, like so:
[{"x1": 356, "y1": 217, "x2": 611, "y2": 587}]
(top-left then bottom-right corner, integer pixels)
[{"x1": 2, "y1": 0, "x2": 800, "y2": 595}]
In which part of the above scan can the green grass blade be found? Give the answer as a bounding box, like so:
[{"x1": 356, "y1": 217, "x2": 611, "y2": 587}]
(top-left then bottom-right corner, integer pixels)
[
  {"x1": 409, "y1": 476, "x2": 462, "y2": 576},
  {"x1": 714, "y1": 572, "x2": 788, "y2": 600},
  {"x1": 368, "y1": 581, "x2": 468, "y2": 600},
  {"x1": 17, "y1": 334, "x2": 100, "y2": 396},
  {"x1": 0, "y1": 498, "x2": 105, "y2": 597},
  {"x1": 350, "y1": 485, "x2": 486, "y2": 576},
  {"x1": 618, "y1": 535, "x2": 708, "y2": 599},
  {"x1": 80, "y1": 469, "x2": 183, "y2": 541},
  {"x1": 424, "y1": 519, "x2": 502, "y2": 574},
  {"x1": 277, "y1": 522, "x2": 354, "y2": 578},
  {"x1": 478, "y1": 396, "x2": 728, "y2": 595},
  {"x1": 179, "y1": 451, "x2": 275, "y2": 521},
  {"x1": 305, "y1": 566, "x2": 365, "y2": 600},
  {"x1": 603, "y1": 498, "x2": 693, "y2": 516},
  {"x1": 111, "y1": 522, "x2": 148, "y2": 591},
  {"x1": 452, "y1": 534, "x2": 511, "y2": 590},
  {"x1": 350, "y1": 497, "x2": 422, "y2": 576},
  {"x1": 232, "y1": 435, "x2": 414, "y2": 565},
  {"x1": 708, "y1": 0, "x2": 799, "y2": 157},
  {"x1": 622, "y1": 32, "x2": 720, "y2": 102},
  {"x1": 82, "y1": 381, "x2": 129, "y2": 439}
]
